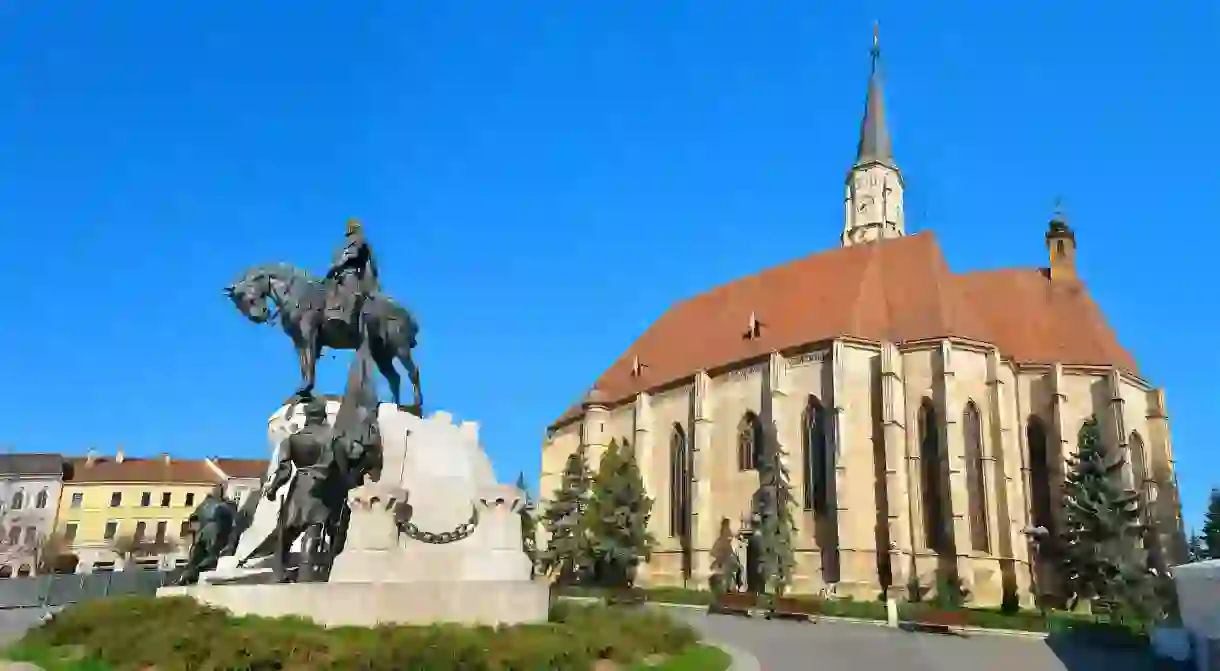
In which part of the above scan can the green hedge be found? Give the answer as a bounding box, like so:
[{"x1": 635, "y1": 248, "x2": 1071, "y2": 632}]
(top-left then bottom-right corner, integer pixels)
[{"x1": 14, "y1": 596, "x2": 708, "y2": 671}]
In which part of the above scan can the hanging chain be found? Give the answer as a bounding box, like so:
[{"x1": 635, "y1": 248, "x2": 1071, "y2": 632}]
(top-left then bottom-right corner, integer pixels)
[{"x1": 400, "y1": 506, "x2": 479, "y2": 544}]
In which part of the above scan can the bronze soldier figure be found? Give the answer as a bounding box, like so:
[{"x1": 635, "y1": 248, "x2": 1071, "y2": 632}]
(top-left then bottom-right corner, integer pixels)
[
  {"x1": 264, "y1": 396, "x2": 348, "y2": 583},
  {"x1": 176, "y1": 484, "x2": 240, "y2": 585}
]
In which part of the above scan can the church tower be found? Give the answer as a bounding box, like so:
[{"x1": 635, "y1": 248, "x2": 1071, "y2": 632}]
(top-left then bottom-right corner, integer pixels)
[{"x1": 842, "y1": 26, "x2": 905, "y2": 247}]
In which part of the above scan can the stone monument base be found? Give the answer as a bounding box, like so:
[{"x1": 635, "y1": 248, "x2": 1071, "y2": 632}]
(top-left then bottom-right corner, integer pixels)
[{"x1": 156, "y1": 579, "x2": 550, "y2": 627}]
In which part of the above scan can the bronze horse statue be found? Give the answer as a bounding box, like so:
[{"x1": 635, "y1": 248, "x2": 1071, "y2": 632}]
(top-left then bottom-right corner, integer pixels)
[{"x1": 224, "y1": 263, "x2": 423, "y2": 415}]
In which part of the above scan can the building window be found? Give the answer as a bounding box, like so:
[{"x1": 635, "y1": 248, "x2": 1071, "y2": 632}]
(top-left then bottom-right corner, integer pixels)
[
  {"x1": 7, "y1": 527, "x2": 20, "y2": 545},
  {"x1": 161, "y1": 492, "x2": 172, "y2": 507},
  {"x1": 23, "y1": 527, "x2": 36, "y2": 546},
  {"x1": 63, "y1": 524, "x2": 77, "y2": 543},
  {"x1": 179, "y1": 520, "x2": 190, "y2": 538},
  {"x1": 133, "y1": 521, "x2": 147, "y2": 543},
  {"x1": 70, "y1": 493, "x2": 83, "y2": 508},
  {"x1": 109, "y1": 492, "x2": 122, "y2": 508},
  {"x1": 1128, "y1": 431, "x2": 1147, "y2": 492},
  {"x1": 0, "y1": 566, "x2": 10, "y2": 578},
  {"x1": 35, "y1": 490, "x2": 48, "y2": 509},
  {"x1": 140, "y1": 492, "x2": 151, "y2": 507},
  {"x1": 1027, "y1": 416, "x2": 1054, "y2": 534},
  {"x1": 919, "y1": 399, "x2": 949, "y2": 553},
  {"x1": 103, "y1": 521, "x2": 118, "y2": 541},
  {"x1": 9, "y1": 491, "x2": 22, "y2": 511},
  {"x1": 963, "y1": 401, "x2": 989, "y2": 553},
  {"x1": 155, "y1": 521, "x2": 167, "y2": 545},
  {"x1": 233, "y1": 489, "x2": 245, "y2": 506},
  {"x1": 184, "y1": 493, "x2": 195, "y2": 506},
  {"x1": 802, "y1": 396, "x2": 830, "y2": 512},
  {"x1": 16, "y1": 565, "x2": 29, "y2": 577},
  {"x1": 737, "y1": 412, "x2": 762, "y2": 472},
  {"x1": 669, "y1": 424, "x2": 690, "y2": 539}
]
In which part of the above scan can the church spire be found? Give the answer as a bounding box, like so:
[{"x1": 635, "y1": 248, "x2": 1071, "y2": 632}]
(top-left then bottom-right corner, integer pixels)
[
  {"x1": 855, "y1": 23, "x2": 893, "y2": 168},
  {"x1": 842, "y1": 24, "x2": 905, "y2": 247}
]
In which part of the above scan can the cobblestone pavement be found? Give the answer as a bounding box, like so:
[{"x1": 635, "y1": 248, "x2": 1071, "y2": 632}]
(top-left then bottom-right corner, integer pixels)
[{"x1": 667, "y1": 608, "x2": 1175, "y2": 671}]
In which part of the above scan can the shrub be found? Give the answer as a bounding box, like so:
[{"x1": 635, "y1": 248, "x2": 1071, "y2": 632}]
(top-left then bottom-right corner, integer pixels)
[{"x1": 19, "y1": 596, "x2": 702, "y2": 670}]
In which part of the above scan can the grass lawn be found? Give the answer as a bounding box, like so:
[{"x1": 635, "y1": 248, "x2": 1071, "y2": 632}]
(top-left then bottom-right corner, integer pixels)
[
  {"x1": 633, "y1": 644, "x2": 733, "y2": 670},
  {"x1": 8, "y1": 641, "x2": 734, "y2": 671}
]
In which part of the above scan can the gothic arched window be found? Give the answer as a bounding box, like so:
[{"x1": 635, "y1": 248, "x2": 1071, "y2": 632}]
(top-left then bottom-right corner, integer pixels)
[
  {"x1": 919, "y1": 399, "x2": 948, "y2": 552},
  {"x1": 34, "y1": 490, "x2": 48, "y2": 510},
  {"x1": 802, "y1": 396, "x2": 829, "y2": 512},
  {"x1": 737, "y1": 412, "x2": 762, "y2": 472},
  {"x1": 963, "y1": 401, "x2": 989, "y2": 553},
  {"x1": 669, "y1": 424, "x2": 690, "y2": 539},
  {"x1": 1027, "y1": 416, "x2": 1054, "y2": 534},
  {"x1": 1129, "y1": 431, "x2": 1147, "y2": 495}
]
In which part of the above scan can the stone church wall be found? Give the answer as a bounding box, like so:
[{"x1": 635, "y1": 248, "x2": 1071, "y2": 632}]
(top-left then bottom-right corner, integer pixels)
[{"x1": 537, "y1": 340, "x2": 1183, "y2": 607}]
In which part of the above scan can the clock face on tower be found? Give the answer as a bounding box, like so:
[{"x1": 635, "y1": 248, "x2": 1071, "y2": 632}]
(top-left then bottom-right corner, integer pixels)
[{"x1": 857, "y1": 195, "x2": 875, "y2": 213}]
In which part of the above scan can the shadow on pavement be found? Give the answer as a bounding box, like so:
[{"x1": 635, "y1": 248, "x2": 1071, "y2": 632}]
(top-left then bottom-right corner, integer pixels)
[{"x1": 1045, "y1": 632, "x2": 1191, "y2": 671}]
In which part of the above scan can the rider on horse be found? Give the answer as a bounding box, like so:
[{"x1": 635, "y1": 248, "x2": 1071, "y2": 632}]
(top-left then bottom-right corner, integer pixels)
[{"x1": 325, "y1": 218, "x2": 380, "y2": 329}]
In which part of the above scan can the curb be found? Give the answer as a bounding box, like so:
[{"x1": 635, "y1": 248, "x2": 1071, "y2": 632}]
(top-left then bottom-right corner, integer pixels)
[{"x1": 559, "y1": 595, "x2": 1051, "y2": 641}]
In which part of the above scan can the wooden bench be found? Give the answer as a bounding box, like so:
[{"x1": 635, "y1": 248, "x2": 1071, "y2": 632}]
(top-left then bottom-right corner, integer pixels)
[
  {"x1": 605, "y1": 588, "x2": 647, "y2": 607},
  {"x1": 709, "y1": 591, "x2": 757, "y2": 617},
  {"x1": 766, "y1": 596, "x2": 821, "y2": 623},
  {"x1": 906, "y1": 609, "x2": 969, "y2": 635}
]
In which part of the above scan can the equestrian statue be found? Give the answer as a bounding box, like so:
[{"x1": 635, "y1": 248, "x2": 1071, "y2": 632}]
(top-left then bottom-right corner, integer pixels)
[{"x1": 224, "y1": 219, "x2": 423, "y2": 415}]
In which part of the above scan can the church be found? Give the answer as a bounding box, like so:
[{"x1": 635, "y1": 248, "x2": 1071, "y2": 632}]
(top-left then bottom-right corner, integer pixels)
[{"x1": 538, "y1": 34, "x2": 1186, "y2": 606}]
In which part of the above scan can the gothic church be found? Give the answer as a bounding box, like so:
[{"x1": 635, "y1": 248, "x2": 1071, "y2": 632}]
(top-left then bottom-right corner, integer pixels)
[{"x1": 539, "y1": 33, "x2": 1185, "y2": 606}]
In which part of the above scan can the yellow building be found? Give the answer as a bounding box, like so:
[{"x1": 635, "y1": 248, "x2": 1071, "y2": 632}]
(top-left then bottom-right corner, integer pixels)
[{"x1": 56, "y1": 449, "x2": 233, "y2": 571}]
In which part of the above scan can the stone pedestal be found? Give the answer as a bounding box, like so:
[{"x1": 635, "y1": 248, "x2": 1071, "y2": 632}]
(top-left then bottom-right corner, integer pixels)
[{"x1": 162, "y1": 404, "x2": 549, "y2": 627}]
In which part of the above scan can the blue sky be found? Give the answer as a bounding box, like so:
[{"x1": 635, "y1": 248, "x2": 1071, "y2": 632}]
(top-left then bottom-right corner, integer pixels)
[{"x1": 1, "y1": 3, "x2": 1216, "y2": 527}]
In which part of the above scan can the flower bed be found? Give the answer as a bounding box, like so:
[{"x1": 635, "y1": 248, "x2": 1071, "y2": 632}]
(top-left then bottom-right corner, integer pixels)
[{"x1": 11, "y1": 596, "x2": 723, "y2": 670}]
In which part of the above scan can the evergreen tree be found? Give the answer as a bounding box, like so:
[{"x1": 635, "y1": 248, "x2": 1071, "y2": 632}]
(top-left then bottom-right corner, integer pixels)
[
  {"x1": 751, "y1": 418, "x2": 797, "y2": 596},
  {"x1": 586, "y1": 439, "x2": 656, "y2": 588},
  {"x1": 539, "y1": 447, "x2": 594, "y2": 584},
  {"x1": 709, "y1": 517, "x2": 741, "y2": 594},
  {"x1": 1058, "y1": 415, "x2": 1151, "y2": 613},
  {"x1": 1202, "y1": 489, "x2": 1220, "y2": 560},
  {"x1": 516, "y1": 471, "x2": 539, "y2": 576},
  {"x1": 1187, "y1": 531, "x2": 1206, "y2": 563}
]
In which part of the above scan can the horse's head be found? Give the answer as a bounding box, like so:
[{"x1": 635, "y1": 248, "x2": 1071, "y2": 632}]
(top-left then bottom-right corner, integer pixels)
[{"x1": 224, "y1": 268, "x2": 275, "y2": 324}]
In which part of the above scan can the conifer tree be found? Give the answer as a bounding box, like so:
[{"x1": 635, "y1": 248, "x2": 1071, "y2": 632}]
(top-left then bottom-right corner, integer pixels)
[
  {"x1": 539, "y1": 446, "x2": 594, "y2": 584},
  {"x1": 586, "y1": 439, "x2": 656, "y2": 588},
  {"x1": 1187, "y1": 531, "x2": 1206, "y2": 563},
  {"x1": 1059, "y1": 415, "x2": 1151, "y2": 613},
  {"x1": 710, "y1": 517, "x2": 741, "y2": 594},
  {"x1": 752, "y1": 418, "x2": 797, "y2": 596},
  {"x1": 1202, "y1": 489, "x2": 1220, "y2": 560},
  {"x1": 516, "y1": 471, "x2": 538, "y2": 575}
]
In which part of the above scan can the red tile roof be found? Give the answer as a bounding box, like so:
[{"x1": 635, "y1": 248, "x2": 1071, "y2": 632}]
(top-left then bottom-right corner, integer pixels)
[
  {"x1": 66, "y1": 457, "x2": 222, "y2": 485},
  {"x1": 551, "y1": 231, "x2": 1136, "y2": 428},
  {"x1": 212, "y1": 458, "x2": 268, "y2": 480}
]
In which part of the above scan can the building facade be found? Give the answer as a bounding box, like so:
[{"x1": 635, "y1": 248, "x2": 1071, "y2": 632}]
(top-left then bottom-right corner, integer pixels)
[
  {"x1": 56, "y1": 449, "x2": 227, "y2": 571},
  {"x1": 207, "y1": 458, "x2": 269, "y2": 507},
  {"x1": 539, "y1": 36, "x2": 1185, "y2": 606},
  {"x1": 0, "y1": 453, "x2": 67, "y2": 576}
]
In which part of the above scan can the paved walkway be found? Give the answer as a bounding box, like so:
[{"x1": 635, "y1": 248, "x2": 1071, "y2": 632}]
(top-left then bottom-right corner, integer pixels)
[{"x1": 666, "y1": 608, "x2": 1176, "y2": 671}]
